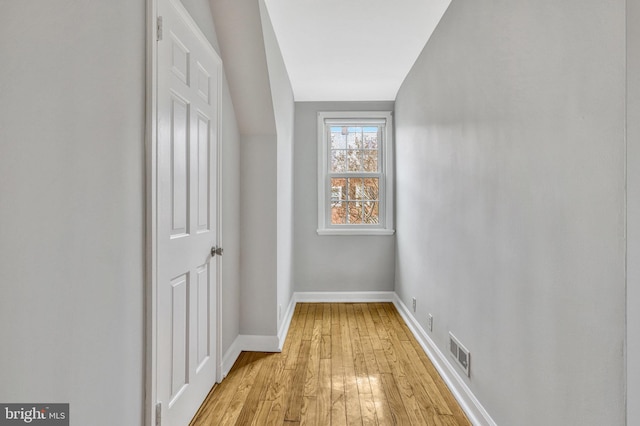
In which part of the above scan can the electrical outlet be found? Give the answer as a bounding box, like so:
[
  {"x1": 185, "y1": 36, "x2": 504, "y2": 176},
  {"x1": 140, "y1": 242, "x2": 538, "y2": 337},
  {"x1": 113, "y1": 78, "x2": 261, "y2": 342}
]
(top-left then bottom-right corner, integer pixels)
[
  {"x1": 427, "y1": 314, "x2": 433, "y2": 331},
  {"x1": 412, "y1": 297, "x2": 417, "y2": 312}
]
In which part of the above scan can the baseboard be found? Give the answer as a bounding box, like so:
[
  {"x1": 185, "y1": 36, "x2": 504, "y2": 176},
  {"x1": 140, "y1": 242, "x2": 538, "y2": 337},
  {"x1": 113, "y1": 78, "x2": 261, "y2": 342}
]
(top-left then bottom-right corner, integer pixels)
[
  {"x1": 220, "y1": 295, "x2": 298, "y2": 380},
  {"x1": 293, "y1": 290, "x2": 396, "y2": 303},
  {"x1": 220, "y1": 334, "x2": 281, "y2": 378},
  {"x1": 277, "y1": 295, "x2": 296, "y2": 350},
  {"x1": 220, "y1": 337, "x2": 243, "y2": 379},
  {"x1": 392, "y1": 295, "x2": 497, "y2": 426}
]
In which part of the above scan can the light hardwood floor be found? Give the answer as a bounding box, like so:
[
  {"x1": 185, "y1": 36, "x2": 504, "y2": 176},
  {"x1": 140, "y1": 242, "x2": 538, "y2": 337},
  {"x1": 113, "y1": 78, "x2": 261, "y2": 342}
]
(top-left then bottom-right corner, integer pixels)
[{"x1": 190, "y1": 303, "x2": 471, "y2": 425}]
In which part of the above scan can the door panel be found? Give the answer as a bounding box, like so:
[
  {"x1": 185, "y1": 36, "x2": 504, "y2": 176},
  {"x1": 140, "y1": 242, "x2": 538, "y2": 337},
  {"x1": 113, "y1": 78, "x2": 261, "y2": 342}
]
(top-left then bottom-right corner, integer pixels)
[
  {"x1": 170, "y1": 273, "x2": 188, "y2": 402},
  {"x1": 195, "y1": 263, "x2": 210, "y2": 369},
  {"x1": 196, "y1": 114, "x2": 210, "y2": 232},
  {"x1": 170, "y1": 94, "x2": 189, "y2": 237},
  {"x1": 156, "y1": 0, "x2": 221, "y2": 424}
]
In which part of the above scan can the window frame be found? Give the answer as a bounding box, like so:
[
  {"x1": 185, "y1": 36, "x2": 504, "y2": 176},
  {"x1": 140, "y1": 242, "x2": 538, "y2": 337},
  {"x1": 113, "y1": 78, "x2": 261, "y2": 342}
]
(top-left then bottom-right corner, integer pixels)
[{"x1": 317, "y1": 111, "x2": 395, "y2": 235}]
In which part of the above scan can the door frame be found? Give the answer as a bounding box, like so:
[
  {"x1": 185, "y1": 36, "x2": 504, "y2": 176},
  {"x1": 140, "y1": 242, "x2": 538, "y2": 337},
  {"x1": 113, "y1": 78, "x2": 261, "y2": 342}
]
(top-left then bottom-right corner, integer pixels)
[{"x1": 145, "y1": 0, "x2": 224, "y2": 424}]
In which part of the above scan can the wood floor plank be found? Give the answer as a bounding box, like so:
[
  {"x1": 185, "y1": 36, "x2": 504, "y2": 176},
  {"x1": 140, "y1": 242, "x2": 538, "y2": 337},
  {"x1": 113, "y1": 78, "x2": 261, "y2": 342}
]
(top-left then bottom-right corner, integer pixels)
[
  {"x1": 304, "y1": 319, "x2": 322, "y2": 397},
  {"x1": 189, "y1": 351, "x2": 255, "y2": 425},
  {"x1": 302, "y1": 304, "x2": 317, "y2": 341},
  {"x1": 300, "y1": 396, "x2": 318, "y2": 426},
  {"x1": 235, "y1": 352, "x2": 278, "y2": 425},
  {"x1": 369, "y1": 303, "x2": 390, "y2": 340},
  {"x1": 250, "y1": 400, "x2": 274, "y2": 426},
  {"x1": 358, "y1": 392, "x2": 377, "y2": 426},
  {"x1": 347, "y1": 304, "x2": 373, "y2": 396},
  {"x1": 368, "y1": 373, "x2": 394, "y2": 425},
  {"x1": 190, "y1": 303, "x2": 471, "y2": 426},
  {"x1": 317, "y1": 358, "x2": 332, "y2": 426},
  {"x1": 330, "y1": 306, "x2": 347, "y2": 426},
  {"x1": 401, "y1": 340, "x2": 453, "y2": 415},
  {"x1": 353, "y1": 304, "x2": 369, "y2": 337},
  {"x1": 216, "y1": 352, "x2": 267, "y2": 425},
  {"x1": 380, "y1": 372, "x2": 412, "y2": 424},
  {"x1": 321, "y1": 303, "x2": 331, "y2": 332},
  {"x1": 406, "y1": 339, "x2": 471, "y2": 424},
  {"x1": 266, "y1": 366, "x2": 292, "y2": 424},
  {"x1": 340, "y1": 304, "x2": 363, "y2": 426},
  {"x1": 285, "y1": 340, "x2": 312, "y2": 422}
]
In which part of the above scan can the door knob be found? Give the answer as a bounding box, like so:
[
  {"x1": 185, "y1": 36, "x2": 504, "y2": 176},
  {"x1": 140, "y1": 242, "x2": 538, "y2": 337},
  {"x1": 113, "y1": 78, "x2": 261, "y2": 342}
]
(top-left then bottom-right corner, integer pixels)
[{"x1": 211, "y1": 246, "x2": 224, "y2": 257}]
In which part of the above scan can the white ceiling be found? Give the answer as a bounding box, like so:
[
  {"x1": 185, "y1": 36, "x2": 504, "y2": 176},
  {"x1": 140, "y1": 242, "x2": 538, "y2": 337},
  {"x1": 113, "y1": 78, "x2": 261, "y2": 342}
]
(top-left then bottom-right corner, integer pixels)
[{"x1": 263, "y1": 0, "x2": 452, "y2": 102}]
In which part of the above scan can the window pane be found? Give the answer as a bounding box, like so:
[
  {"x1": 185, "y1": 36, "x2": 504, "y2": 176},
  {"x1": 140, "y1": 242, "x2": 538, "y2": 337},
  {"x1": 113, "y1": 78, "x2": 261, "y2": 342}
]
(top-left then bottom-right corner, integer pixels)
[
  {"x1": 347, "y1": 149, "x2": 363, "y2": 171},
  {"x1": 331, "y1": 127, "x2": 346, "y2": 149},
  {"x1": 363, "y1": 178, "x2": 379, "y2": 200},
  {"x1": 348, "y1": 202, "x2": 363, "y2": 224},
  {"x1": 331, "y1": 178, "x2": 346, "y2": 204},
  {"x1": 331, "y1": 150, "x2": 346, "y2": 172},
  {"x1": 331, "y1": 203, "x2": 347, "y2": 224},
  {"x1": 348, "y1": 178, "x2": 364, "y2": 200},
  {"x1": 347, "y1": 127, "x2": 363, "y2": 149},
  {"x1": 363, "y1": 127, "x2": 378, "y2": 149},
  {"x1": 363, "y1": 201, "x2": 379, "y2": 224},
  {"x1": 363, "y1": 150, "x2": 378, "y2": 172}
]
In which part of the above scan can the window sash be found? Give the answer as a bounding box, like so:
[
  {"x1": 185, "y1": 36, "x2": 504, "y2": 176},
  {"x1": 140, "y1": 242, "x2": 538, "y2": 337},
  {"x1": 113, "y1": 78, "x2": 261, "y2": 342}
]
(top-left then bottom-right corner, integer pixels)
[{"x1": 318, "y1": 111, "x2": 394, "y2": 235}]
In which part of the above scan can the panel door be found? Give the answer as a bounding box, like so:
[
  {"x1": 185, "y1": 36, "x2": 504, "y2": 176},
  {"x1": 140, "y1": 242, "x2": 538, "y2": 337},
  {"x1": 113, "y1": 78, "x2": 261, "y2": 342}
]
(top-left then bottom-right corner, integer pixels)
[{"x1": 156, "y1": 0, "x2": 220, "y2": 424}]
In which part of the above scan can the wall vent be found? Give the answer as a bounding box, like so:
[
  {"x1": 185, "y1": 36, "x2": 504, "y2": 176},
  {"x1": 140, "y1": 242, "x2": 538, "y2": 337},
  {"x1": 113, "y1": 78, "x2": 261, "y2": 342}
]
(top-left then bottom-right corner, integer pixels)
[{"x1": 449, "y1": 332, "x2": 471, "y2": 377}]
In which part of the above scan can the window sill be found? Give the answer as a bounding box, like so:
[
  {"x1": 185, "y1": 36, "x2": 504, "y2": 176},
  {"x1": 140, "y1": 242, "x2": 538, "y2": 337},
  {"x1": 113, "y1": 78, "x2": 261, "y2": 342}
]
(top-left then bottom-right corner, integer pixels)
[{"x1": 317, "y1": 228, "x2": 395, "y2": 236}]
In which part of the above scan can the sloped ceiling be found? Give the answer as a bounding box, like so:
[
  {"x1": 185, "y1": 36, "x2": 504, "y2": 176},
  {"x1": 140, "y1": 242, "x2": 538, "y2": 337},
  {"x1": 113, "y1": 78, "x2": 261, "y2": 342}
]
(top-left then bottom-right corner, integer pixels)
[
  {"x1": 263, "y1": 0, "x2": 452, "y2": 101},
  {"x1": 209, "y1": 0, "x2": 276, "y2": 136}
]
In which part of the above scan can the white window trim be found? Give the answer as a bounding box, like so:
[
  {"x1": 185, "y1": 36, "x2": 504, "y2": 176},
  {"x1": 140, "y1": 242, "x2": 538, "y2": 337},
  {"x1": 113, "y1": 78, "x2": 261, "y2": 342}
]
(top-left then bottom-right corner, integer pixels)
[{"x1": 317, "y1": 111, "x2": 395, "y2": 236}]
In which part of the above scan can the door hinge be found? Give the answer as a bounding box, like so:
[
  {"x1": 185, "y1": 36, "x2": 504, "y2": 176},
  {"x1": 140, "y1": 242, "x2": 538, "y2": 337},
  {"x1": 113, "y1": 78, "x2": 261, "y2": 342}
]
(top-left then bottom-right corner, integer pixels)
[
  {"x1": 155, "y1": 402, "x2": 162, "y2": 426},
  {"x1": 157, "y1": 16, "x2": 163, "y2": 41}
]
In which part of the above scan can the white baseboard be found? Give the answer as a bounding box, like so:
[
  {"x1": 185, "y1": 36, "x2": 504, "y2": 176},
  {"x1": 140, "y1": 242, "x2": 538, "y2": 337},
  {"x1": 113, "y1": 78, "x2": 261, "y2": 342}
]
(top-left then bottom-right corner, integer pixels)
[
  {"x1": 220, "y1": 337, "x2": 243, "y2": 379},
  {"x1": 221, "y1": 295, "x2": 298, "y2": 379},
  {"x1": 278, "y1": 295, "x2": 296, "y2": 350},
  {"x1": 220, "y1": 334, "x2": 280, "y2": 379},
  {"x1": 293, "y1": 291, "x2": 396, "y2": 303},
  {"x1": 392, "y1": 295, "x2": 497, "y2": 426}
]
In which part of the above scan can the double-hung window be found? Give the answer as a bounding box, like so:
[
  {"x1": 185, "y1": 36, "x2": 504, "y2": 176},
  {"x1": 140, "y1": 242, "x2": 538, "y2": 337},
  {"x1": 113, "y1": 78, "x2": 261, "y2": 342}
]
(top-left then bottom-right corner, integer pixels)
[{"x1": 317, "y1": 111, "x2": 394, "y2": 235}]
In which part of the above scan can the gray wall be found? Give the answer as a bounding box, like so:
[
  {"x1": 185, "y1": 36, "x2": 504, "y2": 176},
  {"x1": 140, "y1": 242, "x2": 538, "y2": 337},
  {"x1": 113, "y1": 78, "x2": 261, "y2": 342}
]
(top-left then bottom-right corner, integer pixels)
[
  {"x1": 294, "y1": 102, "x2": 396, "y2": 292},
  {"x1": 211, "y1": 0, "x2": 294, "y2": 338},
  {"x1": 259, "y1": 0, "x2": 296, "y2": 328},
  {"x1": 219, "y1": 80, "x2": 241, "y2": 353},
  {"x1": 627, "y1": 0, "x2": 640, "y2": 423},
  {"x1": 394, "y1": 1, "x2": 626, "y2": 425},
  {"x1": 0, "y1": 1, "x2": 145, "y2": 425},
  {"x1": 239, "y1": 134, "x2": 278, "y2": 335}
]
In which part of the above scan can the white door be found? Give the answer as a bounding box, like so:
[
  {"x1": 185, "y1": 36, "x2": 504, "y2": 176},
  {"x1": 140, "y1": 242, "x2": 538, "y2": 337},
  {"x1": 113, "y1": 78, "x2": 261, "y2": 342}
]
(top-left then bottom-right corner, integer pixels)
[{"x1": 155, "y1": 0, "x2": 221, "y2": 424}]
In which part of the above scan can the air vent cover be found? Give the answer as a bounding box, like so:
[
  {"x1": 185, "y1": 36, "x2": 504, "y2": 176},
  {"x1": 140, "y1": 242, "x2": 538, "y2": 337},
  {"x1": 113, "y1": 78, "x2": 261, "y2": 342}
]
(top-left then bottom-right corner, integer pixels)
[{"x1": 449, "y1": 332, "x2": 471, "y2": 377}]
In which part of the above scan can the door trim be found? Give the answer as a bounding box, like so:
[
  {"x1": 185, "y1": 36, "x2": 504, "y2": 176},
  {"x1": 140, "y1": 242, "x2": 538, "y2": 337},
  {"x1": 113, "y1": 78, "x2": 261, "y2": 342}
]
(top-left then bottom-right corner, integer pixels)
[{"x1": 145, "y1": 1, "x2": 224, "y2": 424}]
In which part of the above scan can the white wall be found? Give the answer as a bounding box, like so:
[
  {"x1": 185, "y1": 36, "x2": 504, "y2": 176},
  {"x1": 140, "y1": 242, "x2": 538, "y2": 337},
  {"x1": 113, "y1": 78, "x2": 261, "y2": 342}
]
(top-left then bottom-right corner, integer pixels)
[
  {"x1": 259, "y1": 0, "x2": 296, "y2": 329},
  {"x1": 627, "y1": 0, "x2": 640, "y2": 423},
  {"x1": 0, "y1": 2, "x2": 145, "y2": 425},
  {"x1": 394, "y1": 1, "x2": 626, "y2": 425},
  {"x1": 293, "y1": 102, "x2": 396, "y2": 292}
]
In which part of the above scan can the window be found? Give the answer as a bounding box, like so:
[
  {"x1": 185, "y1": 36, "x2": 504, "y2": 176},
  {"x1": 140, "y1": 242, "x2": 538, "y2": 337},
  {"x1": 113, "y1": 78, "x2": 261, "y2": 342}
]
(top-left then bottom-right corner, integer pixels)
[{"x1": 317, "y1": 111, "x2": 394, "y2": 235}]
